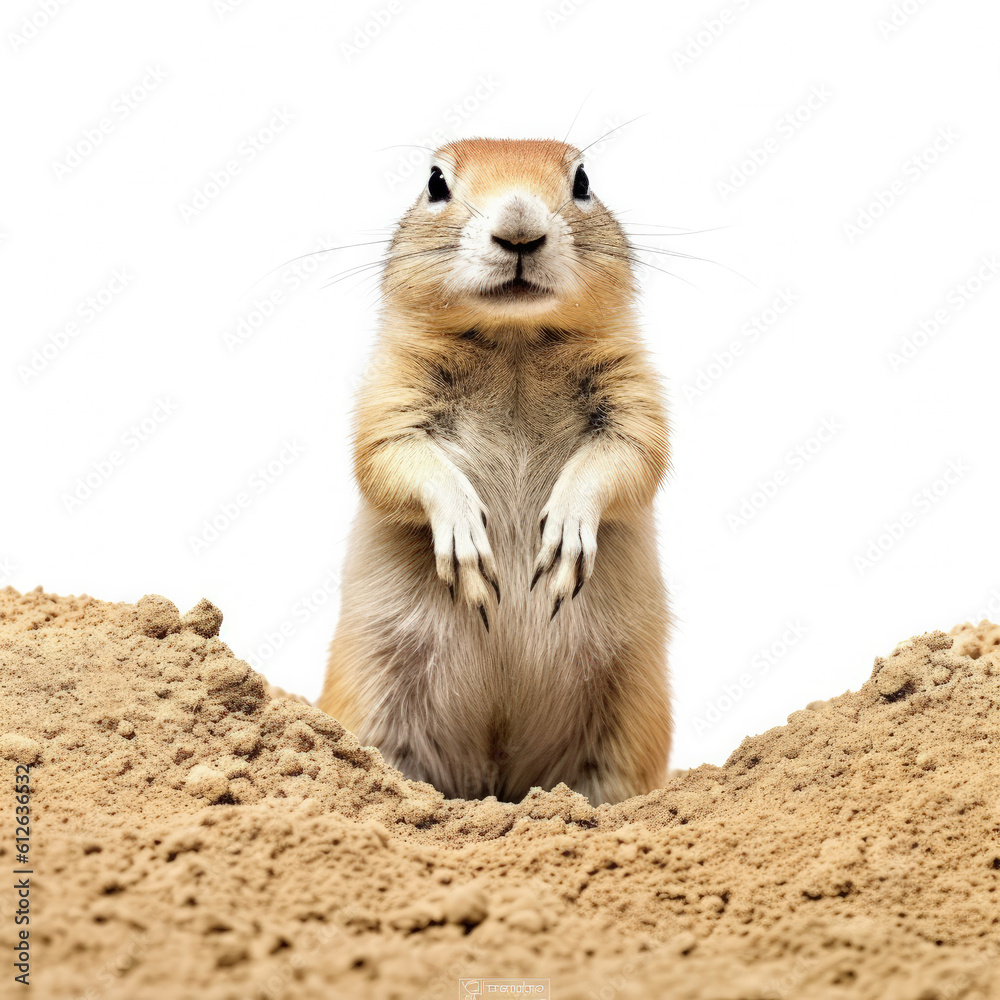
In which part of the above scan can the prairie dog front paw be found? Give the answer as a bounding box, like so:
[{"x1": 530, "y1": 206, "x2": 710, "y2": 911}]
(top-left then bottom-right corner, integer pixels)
[
  {"x1": 421, "y1": 474, "x2": 500, "y2": 630},
  {"x1": 530, "y1": 490, "x2": 598, "y2": 620}
]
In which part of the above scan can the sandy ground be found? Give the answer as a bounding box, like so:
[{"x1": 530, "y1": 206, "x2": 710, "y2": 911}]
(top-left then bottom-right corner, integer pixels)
[{"x1": 1, "y1": 585, "x2": 998, "y2": 1000}]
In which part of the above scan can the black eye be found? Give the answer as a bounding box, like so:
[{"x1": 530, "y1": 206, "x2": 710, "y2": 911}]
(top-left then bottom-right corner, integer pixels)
[
  {"x1": 573, "y1": 164, "x2": 590, "y2": 200},
  {"x1": 428, "y1": 165, "x2": 450, "y2": 203}
]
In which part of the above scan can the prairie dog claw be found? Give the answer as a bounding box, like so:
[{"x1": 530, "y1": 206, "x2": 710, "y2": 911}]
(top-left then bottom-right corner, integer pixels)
[{"x1": 423, "y1": 477, "x2": 500, "y2": 629}]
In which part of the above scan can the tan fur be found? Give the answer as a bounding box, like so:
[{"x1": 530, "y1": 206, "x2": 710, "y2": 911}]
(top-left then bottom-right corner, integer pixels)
[{"x1": 319, "y1": 137, "x2": 672, "y2": 804}]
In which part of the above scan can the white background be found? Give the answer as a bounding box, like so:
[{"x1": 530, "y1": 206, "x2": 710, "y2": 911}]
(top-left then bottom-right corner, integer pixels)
[{"x1": 3, "y1": 0, "x2": 998, "y2": 771}]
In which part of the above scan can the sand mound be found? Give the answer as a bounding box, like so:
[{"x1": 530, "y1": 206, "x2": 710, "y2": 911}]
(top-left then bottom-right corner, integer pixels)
[{"x1": 1, "y1": 586, "x2": 998, "y2": 999}]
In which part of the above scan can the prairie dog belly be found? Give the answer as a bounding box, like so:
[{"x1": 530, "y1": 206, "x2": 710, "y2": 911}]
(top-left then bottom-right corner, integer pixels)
[
  {"x1": 339, "y1": 502, "x2": 663, "y2": 801},
  {"x1": 334, "y1": 370, "x2": 666, "y2": 800}
]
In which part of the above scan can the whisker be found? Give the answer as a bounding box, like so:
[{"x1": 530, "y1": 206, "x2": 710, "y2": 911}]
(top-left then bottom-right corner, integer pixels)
[
  {"x1": 623, "y1": 228, "x2": 728, "y2": 238},
  {"x1": 379, "y1": 255, "x2": 456, "y2": 301},
  {"x1": 550, "y1": 197, "x2": 576, "y2": 219},
  {"x1": 629, "y1": 244, "x2": 754, "y2": 285},
  {"x1": 578, "y1": 246, "x2": 701, "y2": 290},
  {"x1": 569, "y1": 114, "x2": 648, "y2": 161},
  {"x1": 563, "y1": 92, "x2": 593, "y2": 144},
  {"x1": 567, "y1": 219, "x2": 620, "y2": 237},
  {"x1": 376, "y1": 143, "x2": 435, "y2": 154},
  {"x1": 339, "y1": 245, "x2": 459, "y2": 297},
  {"x1": 320, "y1": 246, "x2": 448, "y2": 291},
  {"x1": 320, "y1": 261, "x2": 387, "y2": 291},
  {"x1": 245, "y1": 240, "x2": 393, "y2": 294}
]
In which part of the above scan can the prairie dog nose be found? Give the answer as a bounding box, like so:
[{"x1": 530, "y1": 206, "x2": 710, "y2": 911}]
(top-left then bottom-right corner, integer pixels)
[
  {"x1": 489, "y1": 193, "x2": 550, "y2": 255},
  {"x1": 491, "y1": 233, "x2": 547, "y2": 255}
]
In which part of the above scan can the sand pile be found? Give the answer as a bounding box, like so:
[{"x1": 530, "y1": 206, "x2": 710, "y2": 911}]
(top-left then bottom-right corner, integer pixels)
[{"x1": 1, "y1": 586, "x2": 998, "y2": 1000}]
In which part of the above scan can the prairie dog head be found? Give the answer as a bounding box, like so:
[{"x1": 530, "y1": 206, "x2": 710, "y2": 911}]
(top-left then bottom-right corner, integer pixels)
[{"x1": 383, "y1": 138, "x2": 635, "y2": 334}]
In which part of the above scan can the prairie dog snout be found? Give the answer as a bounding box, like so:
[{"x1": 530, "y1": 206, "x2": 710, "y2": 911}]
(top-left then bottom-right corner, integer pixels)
[
  {"x1": 318, "y1": 138, "x2": 672, "y2": 805},
  {"x1": 465, "y1": 191, "x2": 562, "y2": 285}
]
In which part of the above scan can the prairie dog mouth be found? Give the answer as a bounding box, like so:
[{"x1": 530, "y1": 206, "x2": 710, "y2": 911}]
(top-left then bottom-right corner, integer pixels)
[{"x1": 481, "y1": 277, "x2": 551, "y2": 300}]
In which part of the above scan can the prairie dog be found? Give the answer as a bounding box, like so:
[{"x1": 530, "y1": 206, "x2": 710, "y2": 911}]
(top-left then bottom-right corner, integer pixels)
[{"x1": 319, "y1": 138, "x2": 671, "y2": 805}]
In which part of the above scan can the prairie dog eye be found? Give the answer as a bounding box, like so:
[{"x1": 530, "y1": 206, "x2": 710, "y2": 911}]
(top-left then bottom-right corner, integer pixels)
[
  {"x1": 572, "y1": 164, "x2": 590, "y2": 200},
  {"x1": 428, "y1": 165, "x2": 451, "y2": 203}
]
